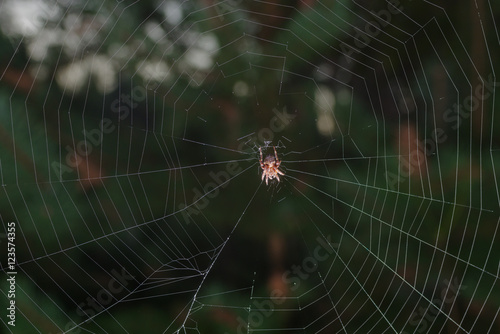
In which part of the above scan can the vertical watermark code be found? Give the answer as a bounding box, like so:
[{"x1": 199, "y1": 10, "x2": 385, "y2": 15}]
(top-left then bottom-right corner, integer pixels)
[{"x1": 6, "y1": 221, "x2": 16, "y2": 327}]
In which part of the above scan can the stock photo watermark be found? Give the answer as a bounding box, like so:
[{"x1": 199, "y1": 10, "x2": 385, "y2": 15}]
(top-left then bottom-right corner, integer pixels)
[
  {"x1": 281, "y1": 234, "x2": 338, "y2": 291},
  {"x1": 55, "y1": 267, "x2": 135, "y2": 334},
  {"x1": 386, "y1": 73, "x2": 498, "y2": 189},
  {"x1": 5, "y1": 222, "x2": 16, "y2": 327},
  {"x1": 225, "y1": 235, "x2": 338, "y2": 334},
  {"x1": 214, "y1": 0, "x2": 242, "y2": 21},
  {"x1": 51, "y1": 86, "x2": 147, "y2": 180},
  {"x1": 178, "y1": 106, "x2": 296, "y2": 224},
  {"x1": 236, "y1": 107, "x2": 296, "y2": 153},
  {"x1": 340, "y1": 0, "x2": 404, "y2": 62},
  {"x1": 403, "y1": 277, "x2": 467, "y2": 333}
]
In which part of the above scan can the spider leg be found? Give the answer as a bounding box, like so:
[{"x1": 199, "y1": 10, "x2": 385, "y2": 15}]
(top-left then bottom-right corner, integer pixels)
[
  {"x1": 274, "y1": 147, "x2": 282, "y2": 169},
  {"x1": 260, "y1": 148, "x2": 267, "y2": 169},
  {"x1": 275, "y1": 174, "x2": 280, "y2": 182},
  {"x1": 261, "y1": 172, "x2": 265, "y2": 181},
  {"x1": 266, "y1": 175, "x2": 269, "y2": 185},
  {"x1": 277, "y1": 169, "x2": 284, "y2": 176}
]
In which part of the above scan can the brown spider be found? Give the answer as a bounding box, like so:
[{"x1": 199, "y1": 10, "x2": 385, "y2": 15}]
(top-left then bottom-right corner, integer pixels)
[{"x1": 259, "y1": 146, "x2": 284, "y2": 185}]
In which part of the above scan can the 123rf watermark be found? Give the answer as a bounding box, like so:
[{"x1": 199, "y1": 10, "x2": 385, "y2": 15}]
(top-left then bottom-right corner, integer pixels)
[{"x1": 5, "y1": 221, "x2": 16, "y2": 327}]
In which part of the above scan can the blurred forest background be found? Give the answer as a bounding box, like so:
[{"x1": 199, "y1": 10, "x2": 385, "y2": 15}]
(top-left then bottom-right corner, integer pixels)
[{"x1": 0, "y1": 0, "x2": 499, "y2": 333}]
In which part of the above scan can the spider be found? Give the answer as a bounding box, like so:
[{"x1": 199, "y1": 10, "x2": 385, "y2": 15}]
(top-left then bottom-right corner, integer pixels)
[{"x1": 259, "y1": 146, "x2": 284, "y2": 185}]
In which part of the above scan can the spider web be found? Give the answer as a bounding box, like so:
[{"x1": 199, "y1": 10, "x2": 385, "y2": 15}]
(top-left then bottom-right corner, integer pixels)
[{"x1": 0, "y1": 0, "x2": 499, "y2": 333}]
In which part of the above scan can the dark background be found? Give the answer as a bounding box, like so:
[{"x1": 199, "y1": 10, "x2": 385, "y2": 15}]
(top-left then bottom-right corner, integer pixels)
[{"x1": 0, "y1": 0, "x2": 499, "y2": 333}]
